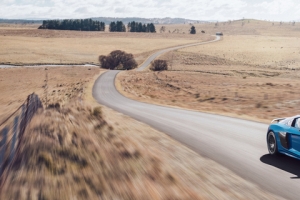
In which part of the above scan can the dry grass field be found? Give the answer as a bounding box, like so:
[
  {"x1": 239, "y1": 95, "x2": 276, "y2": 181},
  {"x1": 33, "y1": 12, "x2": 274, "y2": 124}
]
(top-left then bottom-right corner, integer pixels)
[
  {"x1": 180, "y1": 35, "x2": 300, "y2": 70},
  {"x1": 0, "y1": 23, "x2": 213, "y2": 66},
  {"x1": 0, "y1": 67, "x2": 281, "y2": 199},
  {"x1": 161, "y1": 19, "x2": 300, "y2": 37},
  {"x1": 118, "y1": 68, "x2": 300, "y2": 123},
  {"x1": 0, "y1": 66, "x2": 100, "y2": 123},
  {"x1": 117, "y1": 19, "x2": 300, "y2": 123},
  {"x1": 0, "y1": 19, "x2": 298, "y2": 199}
]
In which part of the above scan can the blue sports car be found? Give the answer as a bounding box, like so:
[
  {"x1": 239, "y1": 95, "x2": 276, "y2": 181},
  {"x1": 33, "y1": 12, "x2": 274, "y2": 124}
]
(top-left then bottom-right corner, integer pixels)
[{"x1": 267, "y1": 116, "x2": 300, "y2": 159}]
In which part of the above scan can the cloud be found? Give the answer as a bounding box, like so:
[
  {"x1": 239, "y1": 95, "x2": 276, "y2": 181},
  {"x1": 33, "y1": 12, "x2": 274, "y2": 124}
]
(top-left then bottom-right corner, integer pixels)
[{"x1": 0, "y1": 0, "x2": 299, "y2": 21}]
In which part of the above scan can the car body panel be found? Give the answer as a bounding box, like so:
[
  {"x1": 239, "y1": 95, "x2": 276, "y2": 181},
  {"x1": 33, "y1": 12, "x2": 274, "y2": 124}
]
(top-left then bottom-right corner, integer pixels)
[{"x1": 267, "y1": 116, "x2": 300, "y2": 160}]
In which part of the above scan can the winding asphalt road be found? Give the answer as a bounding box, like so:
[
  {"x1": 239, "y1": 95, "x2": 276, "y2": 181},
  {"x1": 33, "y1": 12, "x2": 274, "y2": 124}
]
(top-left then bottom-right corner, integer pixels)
[{"x1": 93, "y1": 36, "x2": 300, "y2": 200}]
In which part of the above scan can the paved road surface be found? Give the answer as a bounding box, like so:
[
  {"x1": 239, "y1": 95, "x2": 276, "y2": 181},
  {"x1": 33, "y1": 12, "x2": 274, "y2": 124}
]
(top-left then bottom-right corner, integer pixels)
[{"x1": 97, "y1": 36, "x2": 299, "y2": 199}]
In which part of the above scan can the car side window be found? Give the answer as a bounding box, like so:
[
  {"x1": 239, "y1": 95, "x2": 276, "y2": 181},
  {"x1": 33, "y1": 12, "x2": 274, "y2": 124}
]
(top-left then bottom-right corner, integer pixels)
[
  {"x1": 287, "y1": 119, "x2": 293, "y2": 126},
  {"x1": 280, "y1": 117, "x2": 293, "y2": 126},
  {"x1": 295, "y1": 118, "x2": 300, "y2": 129}
]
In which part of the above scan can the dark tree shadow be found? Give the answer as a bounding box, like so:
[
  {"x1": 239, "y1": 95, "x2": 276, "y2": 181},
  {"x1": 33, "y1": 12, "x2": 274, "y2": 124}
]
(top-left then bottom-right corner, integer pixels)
[{"x1": 260, "y1": 154, "x2": 300, "y2": 179}]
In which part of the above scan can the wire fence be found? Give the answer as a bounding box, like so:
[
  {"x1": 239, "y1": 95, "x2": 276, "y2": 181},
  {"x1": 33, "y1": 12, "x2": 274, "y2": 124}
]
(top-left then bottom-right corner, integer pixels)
[{"x1": 0, "y1": 93, "x2": 43, "y2": 186}]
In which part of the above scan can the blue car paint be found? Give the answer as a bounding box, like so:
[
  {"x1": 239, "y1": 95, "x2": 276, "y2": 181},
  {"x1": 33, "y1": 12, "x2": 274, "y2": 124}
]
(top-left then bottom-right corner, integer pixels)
[{"x1": 268, "y1": 120, "x2": 300, "y2": 160}]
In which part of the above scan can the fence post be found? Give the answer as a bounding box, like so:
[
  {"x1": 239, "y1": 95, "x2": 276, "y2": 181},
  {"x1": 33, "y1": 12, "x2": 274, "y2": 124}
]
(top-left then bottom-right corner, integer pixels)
[
  {"x1": 19, "y1": 102, "x2": 27, "y2": 138},
  {"x1": 0, "y1": 127, "x2": 8, "y2": 175},
  {"x1": 9, "y1": 116, "x2": 19, "y2": 163},
  {"x1": 28, "y1": 95, "x2": 33, "y2": 121},
  {"x1": 35, "y1": 94, "x2": 38, "y2": 112},
  {"x1": 19, "y1": 104, "x2": 25, "y2": 133}
]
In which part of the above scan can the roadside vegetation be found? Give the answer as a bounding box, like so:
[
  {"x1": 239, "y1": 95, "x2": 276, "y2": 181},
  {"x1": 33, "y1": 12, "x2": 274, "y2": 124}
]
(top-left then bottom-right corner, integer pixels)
[
  {"x1": 150, "y1": 59, "x2": 168, "y2": 71},
  {"x1": 99, "y1": 50, "x2": 138, "y2": 70}
]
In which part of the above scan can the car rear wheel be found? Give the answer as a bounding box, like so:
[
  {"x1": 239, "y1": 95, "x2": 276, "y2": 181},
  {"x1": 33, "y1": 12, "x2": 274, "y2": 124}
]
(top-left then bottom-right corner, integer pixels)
[{"x1": 267, "y1": 131, "x2": 279, "y2": 155}]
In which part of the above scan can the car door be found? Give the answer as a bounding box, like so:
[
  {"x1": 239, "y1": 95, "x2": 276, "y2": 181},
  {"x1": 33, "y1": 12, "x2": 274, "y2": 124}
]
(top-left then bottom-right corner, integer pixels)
[{"x1": 288, "y1": 118, "x2": 300, "y2": 154}]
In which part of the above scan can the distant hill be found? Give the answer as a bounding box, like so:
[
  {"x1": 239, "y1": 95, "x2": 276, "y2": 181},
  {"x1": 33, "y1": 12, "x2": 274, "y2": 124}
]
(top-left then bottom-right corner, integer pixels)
[
  {"x1": 0, "y1": 17, "x2": 208, "y2": 25},
  {"x1": 91, "y1": 17, "x2": 208, "y2": 24},
  {"x1": 0, "y1": 19, "x2": 43, "y2": 24}
]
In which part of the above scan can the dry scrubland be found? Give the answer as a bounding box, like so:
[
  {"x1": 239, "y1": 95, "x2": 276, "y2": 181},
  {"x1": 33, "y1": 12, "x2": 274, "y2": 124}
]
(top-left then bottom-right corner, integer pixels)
[
  {"x1": 0, "y1": 19, "x2": 297, "y2": 199},
  {"x1": 0, "y1": 23, "x2": 212, "y2": 65},
  {"x1": 0, "y1": 66, "x2": 99, "y2": 123},
  {"x1": 117, "y1": 19, "x2": 300, "y2": 122},
  {"x1": 0, "y1": 67, "x2": 281, "y2": 199},
  {"x1": 0, "y1": 103, "x2": 280, "y2": 200}
]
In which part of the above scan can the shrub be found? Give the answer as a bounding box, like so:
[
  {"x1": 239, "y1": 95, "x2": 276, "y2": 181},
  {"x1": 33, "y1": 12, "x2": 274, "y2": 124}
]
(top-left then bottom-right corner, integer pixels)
[
  {"x1": 190, "y1": 26, "x2": 196, "y2": 34},
  {"x1": 150, "y1": 60, "x2": 168, "y2": 71},
  {"x1": 99, "y1": 50, "x2": 138, "y2": 70},
  {"x1": 93, "y1": 107, "x2": 102, "y2": 118}
]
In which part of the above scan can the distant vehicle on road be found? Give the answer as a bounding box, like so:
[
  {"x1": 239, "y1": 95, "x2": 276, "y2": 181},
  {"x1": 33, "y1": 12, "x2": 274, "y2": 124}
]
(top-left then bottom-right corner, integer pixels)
[
  {"x1": 267, "y1": 116, "x2": 300, "y2": 160},
  {"x1": 216, "y1": 32, "x2": 223, "y2": 36}
]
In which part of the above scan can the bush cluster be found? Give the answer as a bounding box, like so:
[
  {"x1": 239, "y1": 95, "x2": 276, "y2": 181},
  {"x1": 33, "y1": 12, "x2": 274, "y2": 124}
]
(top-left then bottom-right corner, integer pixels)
[
  {"x1": 150, "y1": 60, "x2": 168, "y2": 71},
  {"x1": 99, "y1": 50, "x2": 138, "y2": 70}
]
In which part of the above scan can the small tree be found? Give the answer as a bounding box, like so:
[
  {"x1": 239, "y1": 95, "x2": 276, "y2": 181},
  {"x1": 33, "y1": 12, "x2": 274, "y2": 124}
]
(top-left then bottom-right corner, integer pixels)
[
  {"x1": 160, "y1": 26, "x2": 166, "y2": 33},
  {"x1": 99, "y1": 50, "x2": 137, "y2": 70},
  {"x1": 190, "y1": 26, "x2": 196, "y2": 34},
  {"x1": 150, "y1": 60, "x2": 168, "y2": 71}
]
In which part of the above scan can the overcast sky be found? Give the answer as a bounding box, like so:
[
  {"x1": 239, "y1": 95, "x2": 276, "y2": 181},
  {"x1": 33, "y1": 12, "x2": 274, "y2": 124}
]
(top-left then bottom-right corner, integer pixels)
[{"x1": 1, "y1": 0, "x2": 299, "y2": 21}]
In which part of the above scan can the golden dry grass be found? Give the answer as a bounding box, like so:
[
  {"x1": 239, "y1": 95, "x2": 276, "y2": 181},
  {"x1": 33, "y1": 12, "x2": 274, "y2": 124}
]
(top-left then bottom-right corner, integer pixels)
[
  {"x1": 161, "y1": 19, "x2": 300, "y2": 37},
  {"x1": 116, "y1": 20, "x2": 300, "y2": 122},
  {"x1": 0, "y1": 101, "x2": 281, "y2": 200},
  {"x1": 0, "y1": 24, "x2": 213, "y2": 65},
  {"x1": 116, "y1": 19, "x2": 300, "y2": 123},
  {"x1": 0, "y1": 67, "x2": 281, "y2": 199},
  {"x1": 118, "y1": 68, "x2": 300, "y2": 123},
  {"x1": 0, "y1": 20, "x2": 297, "y2": 199},
  {"x1": 179, "y1": 35, "x2": 300, "y2": 69},
  {"x1": 0, "y1": 66, "x2": 101, "y2": 123}
]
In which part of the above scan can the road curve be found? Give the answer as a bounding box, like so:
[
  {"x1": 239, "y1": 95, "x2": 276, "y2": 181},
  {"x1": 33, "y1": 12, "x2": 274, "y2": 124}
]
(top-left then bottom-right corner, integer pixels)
[
  {"x1": 93, "y1": 38, "x2": 300, "y2": 200},
  {"x1": 137, "y1": 36, "x2": 220, "y2": 71}
]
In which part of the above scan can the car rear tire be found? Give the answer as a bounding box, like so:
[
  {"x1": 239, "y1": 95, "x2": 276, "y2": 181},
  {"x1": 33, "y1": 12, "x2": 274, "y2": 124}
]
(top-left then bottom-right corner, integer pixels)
[{"x1": 267, "y1": 131, "x2": 279, "y2": 155}]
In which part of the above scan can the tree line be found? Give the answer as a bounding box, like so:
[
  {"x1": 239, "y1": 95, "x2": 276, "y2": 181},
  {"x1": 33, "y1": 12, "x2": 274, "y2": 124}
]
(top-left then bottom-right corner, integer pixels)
[
  {"x1": 109, "y1": 21, "x2": 156, "y2": 32},
  {"x1": 109, "y1": 21, "x2": 126, "y2": 32},
  {"x1": 38, "y1": 19, "x2": 105, "y2": 31},
  {"x1": 127, "y1": 21, "x2": 156, "y2": 33}
]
